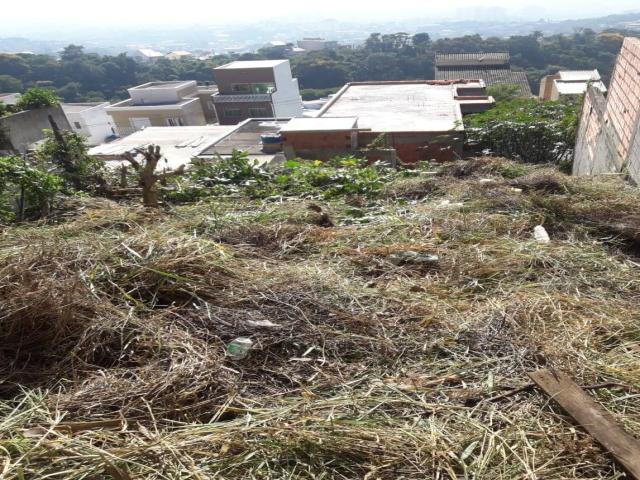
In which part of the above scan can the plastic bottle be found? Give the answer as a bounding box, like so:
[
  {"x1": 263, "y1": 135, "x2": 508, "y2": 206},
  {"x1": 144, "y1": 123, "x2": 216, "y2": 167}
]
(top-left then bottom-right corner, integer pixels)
[{"x1": 226, "y1": 337, "x2": 253, "y2": 360}]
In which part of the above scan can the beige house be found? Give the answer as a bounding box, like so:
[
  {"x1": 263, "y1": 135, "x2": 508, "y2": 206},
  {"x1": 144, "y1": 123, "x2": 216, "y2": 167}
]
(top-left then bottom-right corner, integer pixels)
[
  {"x1": 106, "y1": 81, "x2": 211, "y2": 137},
  {"x1": 539, "y1": 70, "x2": 606, "y2": 101}
]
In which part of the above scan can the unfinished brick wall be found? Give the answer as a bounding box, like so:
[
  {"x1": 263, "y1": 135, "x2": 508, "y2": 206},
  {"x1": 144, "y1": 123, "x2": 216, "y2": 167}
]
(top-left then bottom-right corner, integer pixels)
[
  {"x1": 573, "y1": 87, "x2": 623, "y2": 175},
  {"x1": 627, "y1": 118, "x2": 640, "y2": 183},
  {"x1": 573, "y1": 37, "x2": 640, "y2": 183},
  {"x1": 604, "y1": 38, "x2": 640, "y2": 161}
]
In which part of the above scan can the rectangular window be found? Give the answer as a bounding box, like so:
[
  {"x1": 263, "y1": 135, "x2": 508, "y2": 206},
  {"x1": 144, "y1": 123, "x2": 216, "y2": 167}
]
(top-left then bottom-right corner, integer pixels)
[
  {"x1": 225, "y1": 108, "x2": 242, "y2": 118},
  {"x1": 230, "y1": 83, "x2": 276, "y2": 94},
  {"x1": 249, "y1": 107, "x2": 269, "y2": 117},
  {"x1": 167, "y1": 117, "x2": 184, "y2": 126},
  {"x1": 74, "y1": 121, "x2": 82, "y2": 129},
  {"x1": 231, "y1": 84, "x2": 251, "y2": 93},
  {"x1": 251, "y1": 83, "x2": 276, "y2": 94}
]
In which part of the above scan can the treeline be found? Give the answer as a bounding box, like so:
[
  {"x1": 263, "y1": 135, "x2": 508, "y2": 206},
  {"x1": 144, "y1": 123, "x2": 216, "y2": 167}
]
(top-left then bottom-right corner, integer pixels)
[
  {"x1": 286, "y1": 30, "x2": 633, "y2": 94},
  {"x1": 0, "y1": 30, "x2": 636, "y2": 103}
]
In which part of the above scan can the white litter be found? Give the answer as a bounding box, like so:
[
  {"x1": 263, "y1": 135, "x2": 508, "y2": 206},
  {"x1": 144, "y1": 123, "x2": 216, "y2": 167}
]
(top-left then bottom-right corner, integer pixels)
[{"x1": 533, "y1": 225, "x2": 551, "y2": 244}]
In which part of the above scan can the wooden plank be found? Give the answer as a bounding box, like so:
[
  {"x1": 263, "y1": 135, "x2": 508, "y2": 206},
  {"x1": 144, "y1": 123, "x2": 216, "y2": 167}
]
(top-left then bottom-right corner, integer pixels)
[{"x1": 529, "y1": 369, "x2": 640, "y2": 480}]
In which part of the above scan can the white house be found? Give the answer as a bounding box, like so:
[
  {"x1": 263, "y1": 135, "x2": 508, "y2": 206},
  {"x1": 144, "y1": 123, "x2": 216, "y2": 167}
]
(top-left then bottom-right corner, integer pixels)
[
  {"x1": 133, "y1": 48, "x2": 164, "y2": 63},
  {"x1": 62, "y1": 102, "x2": 116, "y2": 146}
]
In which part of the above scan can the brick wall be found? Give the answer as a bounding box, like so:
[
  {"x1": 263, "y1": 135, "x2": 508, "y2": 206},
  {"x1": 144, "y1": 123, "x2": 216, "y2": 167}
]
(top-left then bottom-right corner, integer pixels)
[
  {"x1": 573, "y1": 37, "x2": 640, "y2": 183},
  {"x1": 627, "y1": 117, "x2": 640, "y2": 184},
  {"x1": 603, "y1": 37, "x2": 640, "y2": 161}
]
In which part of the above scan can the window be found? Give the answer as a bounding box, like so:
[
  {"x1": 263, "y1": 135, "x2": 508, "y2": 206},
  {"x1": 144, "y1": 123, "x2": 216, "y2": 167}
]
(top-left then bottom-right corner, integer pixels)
[
  {"x1": 225, "y1": 108, "x2": 242, "y2": 118},
  {"x1": 74, "y1": 121, "x2": 82, "y2": 129},
  {"x1": 167, "y1": 117, "x2": 184, "y2": 126},
  {"x1": 249, "y1": 107, "x2": 269, "y2": 117},
  {"x1": 231, "y1": 84, "x2": 251, "y2": 93},
  {"x1": 231, "y1": 83, "x2": 276, "y2": 94},
  {"x1": 251, "y1": 83, "x2": 276, "y2": 94}
]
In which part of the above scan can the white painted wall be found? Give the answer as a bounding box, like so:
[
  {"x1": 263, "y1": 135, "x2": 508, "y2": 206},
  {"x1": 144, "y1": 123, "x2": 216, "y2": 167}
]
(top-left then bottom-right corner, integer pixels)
[
  {"x1": 129, "y1": 82, "x2": 197, "y2": 105},
  {"x1": 271, "y1": 61, "x2": 303, "y2": 118},
  {"x1": 63, "y1": 102, "x2": 116, "y2": 146}
]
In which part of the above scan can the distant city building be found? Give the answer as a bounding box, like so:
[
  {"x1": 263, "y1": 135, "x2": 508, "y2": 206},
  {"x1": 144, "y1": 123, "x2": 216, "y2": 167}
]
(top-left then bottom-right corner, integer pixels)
[
  {"x1": 435, "y1": 53, "x2": 532, "y2": 97},
  {"x1": 297, "y1": 38, "x2": 339, "y2": 51},
  {"x1": 0, "y1": 93, "x2": 21, "y2": 106},
  {"x1": 62, "y1": 102, "x2": 116, "y2": 146},
  {"x1": 105, "y1": 81, "x2": 210, "y2": 136},
  {"x1": 539, "y1": 70, "x2": 606, "y2": 101},
  {"x1": 133, "y1": 48, "x2": 164, "y2": 63},
  {"x1": 165, "y1": 50, "x2": 194, "y2": 60},
  {"x1": 212, "y1": 60, "x2": 303, "y2": 125},
  {"x1": 281, "y1": 80, "x2": 495, "y2": 163}
]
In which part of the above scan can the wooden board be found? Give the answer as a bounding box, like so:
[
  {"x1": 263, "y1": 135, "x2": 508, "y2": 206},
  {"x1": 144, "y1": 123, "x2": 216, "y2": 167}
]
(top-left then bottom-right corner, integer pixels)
[{"x1": 529, "y1": 369, "x2": 640, "y2": 480}]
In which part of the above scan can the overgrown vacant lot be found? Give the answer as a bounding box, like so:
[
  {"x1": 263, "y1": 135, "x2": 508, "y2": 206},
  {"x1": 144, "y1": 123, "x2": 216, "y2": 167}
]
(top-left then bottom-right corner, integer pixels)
[{"x1": 1, "y1": 158, "x2": 639, "y2": 479}]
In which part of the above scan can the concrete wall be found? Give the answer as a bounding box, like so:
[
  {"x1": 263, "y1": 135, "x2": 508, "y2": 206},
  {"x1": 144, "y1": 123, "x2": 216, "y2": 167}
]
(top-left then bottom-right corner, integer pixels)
[
  {"x1": 108, "y1": 100, "x2": 206, "y2": 136},
  {"x1": 214, "y1": 68, "x2": 276, "y2": 94},
  {"x1": 573, "y1": 38, "x2": 640, "y2": 184},
  {"x1": 271, "y1": 62, "x2": 303, "y2": 118},
  {"x1": 129, "y1": 82, "x2": 197, "y2": 105},
  {"x1": 0, "y1": 105, "x2": 71, "y2": 153},
  {"x1": 64, "y1": 103, "x2": 115, "y2": 146}
]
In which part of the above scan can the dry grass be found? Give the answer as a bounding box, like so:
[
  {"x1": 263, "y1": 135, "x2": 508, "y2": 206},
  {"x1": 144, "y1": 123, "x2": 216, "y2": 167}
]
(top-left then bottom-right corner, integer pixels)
[{"x1": 0, "y1": 158, "x2": 639, "y2": 479}]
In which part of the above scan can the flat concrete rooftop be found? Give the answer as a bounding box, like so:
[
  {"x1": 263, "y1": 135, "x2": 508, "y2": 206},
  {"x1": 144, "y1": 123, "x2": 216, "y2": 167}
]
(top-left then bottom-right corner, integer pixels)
[
  {"x1": 199, "y1": 119, "x2": 289, "y2": 156},
  {"x1": 320, "y1": 82, "x2": 465, "y2": 133},
  {"x1": 280, "y1": 117, "x2": 358, "y2": 133},
  {"x1": 215, "y1": 60, "x2": 288, "y2": 70},
  {"x1": 130, "y1": 81, "x2": 194, "y2": 90},
  {"x1": 88, "y1": 125, "x2": 236, "y2": 169},
  {"x1": 62, "y1": 102, "x2": 107, "y2": 113}
]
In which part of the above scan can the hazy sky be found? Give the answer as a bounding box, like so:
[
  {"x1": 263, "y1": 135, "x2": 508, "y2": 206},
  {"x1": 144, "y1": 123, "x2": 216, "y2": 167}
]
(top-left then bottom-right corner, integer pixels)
[{"x1": 4, "y1": 0, "x2": 639, "y2": 30}]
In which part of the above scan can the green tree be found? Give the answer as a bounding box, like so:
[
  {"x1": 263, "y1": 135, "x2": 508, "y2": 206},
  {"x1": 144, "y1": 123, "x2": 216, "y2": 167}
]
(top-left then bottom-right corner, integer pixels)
[
  {"x1": 0, "y1": 156, "x2": 62, "y2": 222},
  {"x1": 16, "y1": 87, "x2": 60, "y2": 110},
  {"x1": 0, "y1": 75, "x2": 23, "y2": 93},
  {"x1": 35, "y1": 129, "x2": 105, "y2": 191},
  {"x1": 465, "y1": 98, "x2": 580, "y2": 167}
]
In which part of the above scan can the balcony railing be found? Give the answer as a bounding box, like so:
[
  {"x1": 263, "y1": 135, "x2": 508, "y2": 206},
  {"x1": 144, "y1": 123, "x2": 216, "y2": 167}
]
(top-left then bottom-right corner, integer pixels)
[{"x1": 213, "y1": 93, "x2": 272, "y2": 103}]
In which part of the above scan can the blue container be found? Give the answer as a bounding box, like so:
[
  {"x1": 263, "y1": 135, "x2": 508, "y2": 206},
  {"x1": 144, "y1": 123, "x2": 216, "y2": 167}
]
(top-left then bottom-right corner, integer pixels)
[{"x1": 261, "y1": 134, "x2": 283, "y2": 144}]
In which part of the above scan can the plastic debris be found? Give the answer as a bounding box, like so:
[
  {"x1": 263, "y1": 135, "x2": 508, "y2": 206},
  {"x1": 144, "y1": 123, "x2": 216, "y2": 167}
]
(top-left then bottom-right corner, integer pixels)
[
  {"x1": 439, "y1": 200, "x2": 464, "y2": 209},
  {"x1": 533, "y1": 225, "x2": 551, "y2": 244},
  {"x1": 226, "y1": 337, "x2": 253, "y2": 360},
  {"x1": 389, "y1": 251, "x2": 440, "y2": 266}
]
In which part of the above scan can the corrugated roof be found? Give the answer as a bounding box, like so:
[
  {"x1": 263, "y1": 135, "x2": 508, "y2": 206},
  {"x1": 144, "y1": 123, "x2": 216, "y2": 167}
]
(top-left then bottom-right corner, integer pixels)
[
  {"x1": 435, "y1": 68, "x2": 532, "y2": 96},
  {"x1": 436, "y1": 53, "x2": 510, "y2": 67}
]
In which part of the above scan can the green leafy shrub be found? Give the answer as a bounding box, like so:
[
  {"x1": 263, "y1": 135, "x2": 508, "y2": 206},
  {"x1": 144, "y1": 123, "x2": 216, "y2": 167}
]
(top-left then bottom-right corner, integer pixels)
[
  {"x1": 35, "y1": 130, "x2": 105, "y2": 192},
  {"x1": 16, "y1": 87, "x2": 60, "y2": 111},
  {"x1": 465, "y1": 98, "x2": 580, "y2": 167},
  {"x1": 0, "y1": 156, "x2": 62, "y2": 222},
  {"x1": 167, "y1": 151, "x2": 392, "y2": 202}
]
